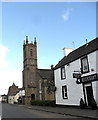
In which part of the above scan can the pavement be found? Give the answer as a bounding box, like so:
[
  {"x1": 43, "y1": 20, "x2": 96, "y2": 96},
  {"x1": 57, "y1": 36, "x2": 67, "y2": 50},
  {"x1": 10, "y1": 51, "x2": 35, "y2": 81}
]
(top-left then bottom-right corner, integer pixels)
[{"x1": 21, "y1": 104, "x2": 98, "y2": 119}]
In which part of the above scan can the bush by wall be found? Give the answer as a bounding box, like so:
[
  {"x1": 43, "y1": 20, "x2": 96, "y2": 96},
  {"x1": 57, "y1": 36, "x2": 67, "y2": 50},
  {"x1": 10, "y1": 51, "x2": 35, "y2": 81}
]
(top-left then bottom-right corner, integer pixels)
[
  {"x1": 91, "y1": 97, "x2": 97, "y2": 109},
  {"x1": 80, "y1": 98, "x2": 86, "y2": 109},
  {"x1": 31, "y1": 100, "x2": 56, "y2": 107}
]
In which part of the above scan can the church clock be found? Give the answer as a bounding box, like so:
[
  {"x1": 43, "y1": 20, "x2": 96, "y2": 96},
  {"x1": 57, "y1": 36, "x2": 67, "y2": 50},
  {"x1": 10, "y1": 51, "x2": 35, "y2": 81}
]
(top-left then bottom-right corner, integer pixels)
[{"x1": 30, "y1": 58, "x2": 34, "y2": 65}]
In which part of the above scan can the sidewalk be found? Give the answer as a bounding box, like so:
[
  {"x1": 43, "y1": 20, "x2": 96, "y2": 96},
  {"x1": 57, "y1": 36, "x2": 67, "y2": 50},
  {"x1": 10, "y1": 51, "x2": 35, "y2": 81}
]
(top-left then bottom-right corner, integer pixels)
[{"x1": 23, "y1": 104, "x2": 98, "y2": 119}]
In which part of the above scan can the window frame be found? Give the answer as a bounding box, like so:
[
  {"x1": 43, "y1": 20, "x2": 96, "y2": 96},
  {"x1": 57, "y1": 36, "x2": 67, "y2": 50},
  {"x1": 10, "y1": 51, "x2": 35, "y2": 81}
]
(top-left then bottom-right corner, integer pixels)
[
  {"x1": 62, "y1": 85, "x2": 68, "y2": 99},
  {"x1": 81, "y1": 56, "x2": 89, "y2": 74},
  {"x1": 61, "y1": 66, "x2": 66, "y2": 80}
]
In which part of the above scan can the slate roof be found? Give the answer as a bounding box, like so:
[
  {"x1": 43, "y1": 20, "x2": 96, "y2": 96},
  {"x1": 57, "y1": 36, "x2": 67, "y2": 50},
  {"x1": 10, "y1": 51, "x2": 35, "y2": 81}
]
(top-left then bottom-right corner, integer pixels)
[
  {"x1": 38, "y1": 69, "x2": 53, "y2": 80},
  {"x1": 54, "y1": 37, "x2": 98, "y2": 70}
]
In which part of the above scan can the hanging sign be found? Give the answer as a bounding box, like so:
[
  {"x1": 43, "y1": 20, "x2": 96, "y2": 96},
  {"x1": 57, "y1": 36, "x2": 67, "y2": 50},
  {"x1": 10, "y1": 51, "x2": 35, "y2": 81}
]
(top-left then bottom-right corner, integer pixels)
[{"x1": 76, "y1": 73, "x2": 98, "y2": 84}]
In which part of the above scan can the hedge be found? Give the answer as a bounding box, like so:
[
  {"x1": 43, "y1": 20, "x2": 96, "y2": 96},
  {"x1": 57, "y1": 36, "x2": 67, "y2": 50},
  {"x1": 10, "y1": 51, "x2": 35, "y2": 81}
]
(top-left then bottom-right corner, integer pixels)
[{"x1": 31, "y1": 100, "x2": 56, "y2": 107}]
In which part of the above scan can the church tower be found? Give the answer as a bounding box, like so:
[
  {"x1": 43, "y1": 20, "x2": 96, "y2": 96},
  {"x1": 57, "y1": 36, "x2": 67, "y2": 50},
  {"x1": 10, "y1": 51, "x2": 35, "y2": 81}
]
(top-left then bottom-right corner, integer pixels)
[{"x1": 23, "y1": 36, "x2": 38, "y2": 104}]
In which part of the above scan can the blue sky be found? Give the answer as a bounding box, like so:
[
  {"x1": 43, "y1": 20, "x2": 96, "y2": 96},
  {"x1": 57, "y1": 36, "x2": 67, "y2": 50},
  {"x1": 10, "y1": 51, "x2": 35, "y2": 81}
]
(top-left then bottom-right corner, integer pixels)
[{"x1": 0, "y1": 2, "x2": 96, "y2": 94}]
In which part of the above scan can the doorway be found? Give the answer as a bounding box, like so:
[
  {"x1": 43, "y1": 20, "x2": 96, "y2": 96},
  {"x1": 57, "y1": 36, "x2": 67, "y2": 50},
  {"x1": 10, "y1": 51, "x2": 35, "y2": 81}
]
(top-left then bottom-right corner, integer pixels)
[
  {"x1": 31, "y1": 94, "x2": 35, "y2": 101},
  {"x1": 86, "y1": 85, "x2": 93, "y2": 106}
]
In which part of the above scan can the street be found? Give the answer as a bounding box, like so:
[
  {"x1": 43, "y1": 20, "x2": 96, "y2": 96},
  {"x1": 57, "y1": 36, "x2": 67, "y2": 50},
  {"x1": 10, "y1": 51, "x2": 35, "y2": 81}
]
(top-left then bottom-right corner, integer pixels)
[
  {"x1": 2, "y1": 103, "x2": 77, "y2": 118},
  {"x1": 1, "y1": 103, "x2": 92, "y2": 119}
]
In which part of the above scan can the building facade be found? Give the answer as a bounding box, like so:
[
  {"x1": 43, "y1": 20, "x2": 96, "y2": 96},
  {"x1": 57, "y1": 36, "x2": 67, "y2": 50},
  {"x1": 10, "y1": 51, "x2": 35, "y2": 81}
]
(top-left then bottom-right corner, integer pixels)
[
  {"x1": 54, "y1": 37, "x2": 98, "y2": 106},
  {"x1": 7, "y1": 83, "x2": 20, "y2": 104},
  {"x1": 22, "y1": 36, "x2": 55, "y2": 104},
  {"x1": 7, "y1": 83, "x2": 25, "y2": 104}
]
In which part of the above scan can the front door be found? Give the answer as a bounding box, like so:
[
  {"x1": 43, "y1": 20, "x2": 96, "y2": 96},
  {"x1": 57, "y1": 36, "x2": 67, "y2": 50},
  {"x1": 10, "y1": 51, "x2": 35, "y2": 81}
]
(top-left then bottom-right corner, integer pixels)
[{"x1": 86, "y1": 85, "x2": 93, "y2": 106}]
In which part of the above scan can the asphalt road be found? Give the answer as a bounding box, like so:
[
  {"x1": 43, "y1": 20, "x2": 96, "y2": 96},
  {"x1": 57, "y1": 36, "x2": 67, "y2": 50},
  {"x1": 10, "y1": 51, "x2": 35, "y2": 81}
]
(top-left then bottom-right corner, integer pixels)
[
  {"x1": 1, "y1": 103, "x2": 79, "y2": 119},
  {"x1": 1, "y1": 103, "x2": 92, "y2": 119}
]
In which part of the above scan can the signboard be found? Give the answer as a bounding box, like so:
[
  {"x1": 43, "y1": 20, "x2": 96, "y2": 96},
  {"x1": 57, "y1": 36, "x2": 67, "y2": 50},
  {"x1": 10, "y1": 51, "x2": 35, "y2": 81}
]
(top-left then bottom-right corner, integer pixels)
[
  {"x1": 76, "y1": 73, "x2": 98, "y2": 84},
  {"x1": 73, "y1": 73, "x2": 81, "y2": 78}
]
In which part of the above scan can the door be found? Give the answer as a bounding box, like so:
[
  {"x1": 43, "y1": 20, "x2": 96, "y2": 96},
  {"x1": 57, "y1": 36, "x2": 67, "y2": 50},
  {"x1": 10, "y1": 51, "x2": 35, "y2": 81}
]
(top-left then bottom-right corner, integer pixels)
[
  {"x1": 31, "y1": 94, "x2": 35, "y2": 101},
  {"x1": 86, "y1": 85, "x2": 93, "y2": 106}
]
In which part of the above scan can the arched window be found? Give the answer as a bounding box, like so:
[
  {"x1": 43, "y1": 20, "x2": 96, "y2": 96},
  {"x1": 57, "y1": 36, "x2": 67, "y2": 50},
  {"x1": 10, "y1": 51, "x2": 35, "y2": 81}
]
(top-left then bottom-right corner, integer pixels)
[{"x1": 30, "y1": 49, "x2": 33, "y2": 56}]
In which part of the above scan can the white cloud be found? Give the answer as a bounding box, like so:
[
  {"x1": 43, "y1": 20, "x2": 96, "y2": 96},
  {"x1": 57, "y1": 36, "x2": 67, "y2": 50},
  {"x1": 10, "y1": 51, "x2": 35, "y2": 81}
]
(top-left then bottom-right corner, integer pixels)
[
  {"x1": 0, "y1": 44, "x2": 22, "y2": 95},
  {"x1": 0, "y1": 70, "x2": 22, "y2": 95},
  {"x1": 61, "y1": 8, "x2": 73, "y2": 22}
]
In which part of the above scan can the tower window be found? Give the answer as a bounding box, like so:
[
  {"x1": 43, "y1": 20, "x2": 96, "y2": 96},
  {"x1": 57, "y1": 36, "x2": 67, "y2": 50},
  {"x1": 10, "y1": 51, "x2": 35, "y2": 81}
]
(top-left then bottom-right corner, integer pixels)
[{"x1": 30, "y1": 49, "x2": 33, "y2": 56}]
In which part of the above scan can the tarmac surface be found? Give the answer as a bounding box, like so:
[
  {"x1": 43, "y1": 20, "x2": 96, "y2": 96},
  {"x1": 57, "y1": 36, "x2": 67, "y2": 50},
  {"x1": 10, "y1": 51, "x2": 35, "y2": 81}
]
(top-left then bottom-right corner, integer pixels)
[{"x1": 20, "y1": 104, "x2": 98, "y2": 119}]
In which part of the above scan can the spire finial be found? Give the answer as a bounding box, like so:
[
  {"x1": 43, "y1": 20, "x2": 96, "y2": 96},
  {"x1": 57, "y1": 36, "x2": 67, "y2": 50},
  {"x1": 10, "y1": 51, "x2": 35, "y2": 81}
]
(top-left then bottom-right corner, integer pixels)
[
  {"x1": 34, "y1": 37, "x2": 37, "y2": 45},
  {"x1": 26, "y1": 36, "x2": 28, "y2": 44}
]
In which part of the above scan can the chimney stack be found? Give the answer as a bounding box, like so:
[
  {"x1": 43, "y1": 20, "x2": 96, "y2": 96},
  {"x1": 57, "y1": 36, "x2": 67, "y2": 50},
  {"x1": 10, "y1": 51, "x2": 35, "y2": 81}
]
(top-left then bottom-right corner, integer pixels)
[{"x1": 63, "y1": 48, "x2": 73, "y2": 56}]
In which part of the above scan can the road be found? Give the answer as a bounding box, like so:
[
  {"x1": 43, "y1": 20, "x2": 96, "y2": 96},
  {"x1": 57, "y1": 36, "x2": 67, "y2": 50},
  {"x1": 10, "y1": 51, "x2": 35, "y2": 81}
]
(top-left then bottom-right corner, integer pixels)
[{"x1": 1, "y1": 103, "x2": 91, "y2": 119}]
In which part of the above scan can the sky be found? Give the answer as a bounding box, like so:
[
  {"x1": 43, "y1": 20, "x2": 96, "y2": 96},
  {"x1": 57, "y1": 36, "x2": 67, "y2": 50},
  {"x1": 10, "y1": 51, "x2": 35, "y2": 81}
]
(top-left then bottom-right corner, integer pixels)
[{"x1": 0, "y1": 1, "x2": 97, "y2": 95}]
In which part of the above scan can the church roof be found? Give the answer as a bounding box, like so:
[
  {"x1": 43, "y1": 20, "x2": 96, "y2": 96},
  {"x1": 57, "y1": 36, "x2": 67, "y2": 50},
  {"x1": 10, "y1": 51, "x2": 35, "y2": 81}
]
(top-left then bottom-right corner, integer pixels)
[
  {"x1": 54, "y1": 37, "x2": 98, "y2": 70},
  {"x1": 38, "y1": 69, "x2": 54, "y2": 80}
]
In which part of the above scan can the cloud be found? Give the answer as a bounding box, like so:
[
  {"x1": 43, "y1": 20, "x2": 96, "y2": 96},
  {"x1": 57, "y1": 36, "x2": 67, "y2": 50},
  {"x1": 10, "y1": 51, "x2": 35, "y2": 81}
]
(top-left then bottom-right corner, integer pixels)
[
  {"x1": 61, "y1": 8, "x2": 73, "y2": 22},
  {"x1": 0, "y1": 44, "x2": 9, "y2": 68},
  {"x1": 0, "y1": 70, "x2": 22, "y2": 95},
  {"x1": 0, "y1": 44, "x2": 22, "y2": 95}
]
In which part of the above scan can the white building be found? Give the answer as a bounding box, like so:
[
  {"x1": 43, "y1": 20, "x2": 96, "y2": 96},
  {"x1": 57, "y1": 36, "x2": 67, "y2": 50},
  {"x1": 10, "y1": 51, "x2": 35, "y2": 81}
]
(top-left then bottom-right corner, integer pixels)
[
  {"x1": 54, "y1": 37, "x2": 98, "y2": 107},
  {"x1": 8, "y1": 90, "x2": 25, "y2": 104}
]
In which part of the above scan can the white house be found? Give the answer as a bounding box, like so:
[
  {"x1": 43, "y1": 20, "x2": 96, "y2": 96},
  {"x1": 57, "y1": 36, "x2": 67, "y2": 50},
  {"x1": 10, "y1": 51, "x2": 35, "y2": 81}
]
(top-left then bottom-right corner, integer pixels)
[
  {"x1": 54, "y1": 37, "x2": 98, "y2": 107},
  {"x1": 8, "y1": 90, "x2": 25, "y2": 104}
]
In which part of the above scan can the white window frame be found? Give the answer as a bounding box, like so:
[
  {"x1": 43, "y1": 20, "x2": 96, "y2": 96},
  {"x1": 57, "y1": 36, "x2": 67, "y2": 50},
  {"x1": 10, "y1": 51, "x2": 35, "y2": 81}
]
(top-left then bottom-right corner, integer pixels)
[
  {"x1": 61, "y1": 66, "x2": 66, "y2": 80},
  {"x1": 81, "y1": 56, "x2": 89, "y2": 74},
  {"x1": 62, "y1": 85, "x2": 68, "y2": 99}
]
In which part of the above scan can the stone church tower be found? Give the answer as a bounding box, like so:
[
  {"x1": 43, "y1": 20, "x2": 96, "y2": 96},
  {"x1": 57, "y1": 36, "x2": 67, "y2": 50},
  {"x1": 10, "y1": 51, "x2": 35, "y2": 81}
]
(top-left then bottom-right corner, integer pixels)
[
  {"x1": 23, "y1": 36, "x2": 39, "y2": 104},
  {"x1": 22, "y1": 36, "x2": 55, "y2": 105}
]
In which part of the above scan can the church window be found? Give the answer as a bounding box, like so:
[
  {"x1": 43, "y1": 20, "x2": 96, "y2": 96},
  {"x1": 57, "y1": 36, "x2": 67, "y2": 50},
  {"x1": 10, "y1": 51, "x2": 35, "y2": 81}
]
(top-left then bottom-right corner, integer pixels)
[{"x1": 30, "y1": 49, "x2": 33, "y2": 56}]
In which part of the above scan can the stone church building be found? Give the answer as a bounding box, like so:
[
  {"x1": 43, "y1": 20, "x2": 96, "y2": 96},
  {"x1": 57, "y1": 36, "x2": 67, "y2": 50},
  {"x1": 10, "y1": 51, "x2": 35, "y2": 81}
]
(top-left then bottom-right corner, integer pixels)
[{"x1": 22, "y1": 36, "x2": 55, "y2": 104}]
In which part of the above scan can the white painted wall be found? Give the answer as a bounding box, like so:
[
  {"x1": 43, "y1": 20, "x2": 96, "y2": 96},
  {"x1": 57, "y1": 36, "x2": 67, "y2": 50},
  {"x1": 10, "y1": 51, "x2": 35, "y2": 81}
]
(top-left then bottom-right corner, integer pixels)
[
  {"x1": 55, "y1": 50, "x2": 98, "y2": 106},
  {"x1": 8, "y1": 96, "x2": 14, "y2": 104}
]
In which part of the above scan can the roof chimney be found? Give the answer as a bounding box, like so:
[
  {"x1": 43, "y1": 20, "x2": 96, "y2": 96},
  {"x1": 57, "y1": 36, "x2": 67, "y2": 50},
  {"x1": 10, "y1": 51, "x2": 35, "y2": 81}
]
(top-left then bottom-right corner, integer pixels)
[{"x1": 63, "y1": 48, "x2": 73, "y2": 56}]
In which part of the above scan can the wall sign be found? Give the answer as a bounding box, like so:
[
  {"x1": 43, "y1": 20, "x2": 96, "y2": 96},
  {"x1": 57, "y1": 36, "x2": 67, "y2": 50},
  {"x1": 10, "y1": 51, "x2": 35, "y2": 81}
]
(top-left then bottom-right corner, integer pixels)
[
  {"x1": 76, "y1": 73, "x2": 98, "y2": 84},
  {"x1": 73, "y1": 73, "x2": 81, "y2": 78}
]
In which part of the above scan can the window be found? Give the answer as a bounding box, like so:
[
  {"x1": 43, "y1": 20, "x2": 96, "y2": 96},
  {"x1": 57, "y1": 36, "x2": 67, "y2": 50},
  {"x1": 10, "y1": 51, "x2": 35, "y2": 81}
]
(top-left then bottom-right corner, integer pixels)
[
  {"x1": 81, "y1": 56, "x2": 89, "y2": 74},
  {"x1": 30, "y1": 49, "x2": 33, "y2": 56},
  {"x1": 62, "y1": 85, "x2": 68, "y2": 99},
  {"x1": 61, "y1": 66, "x2": 66, "y2": 79}
]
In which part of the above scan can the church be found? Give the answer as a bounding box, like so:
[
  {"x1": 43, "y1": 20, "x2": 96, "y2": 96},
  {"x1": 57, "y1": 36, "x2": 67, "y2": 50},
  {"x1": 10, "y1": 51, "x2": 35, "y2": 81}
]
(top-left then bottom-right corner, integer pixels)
[{"x1": 22, "y1": 36, "x2": 55, "y2": 104}]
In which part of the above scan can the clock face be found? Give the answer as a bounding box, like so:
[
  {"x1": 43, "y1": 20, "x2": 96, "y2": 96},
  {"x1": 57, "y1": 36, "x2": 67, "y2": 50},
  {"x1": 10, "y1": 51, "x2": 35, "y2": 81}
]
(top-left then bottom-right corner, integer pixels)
[{"x1": 30, "y1": 59, "x2": 34, "y2": 65}]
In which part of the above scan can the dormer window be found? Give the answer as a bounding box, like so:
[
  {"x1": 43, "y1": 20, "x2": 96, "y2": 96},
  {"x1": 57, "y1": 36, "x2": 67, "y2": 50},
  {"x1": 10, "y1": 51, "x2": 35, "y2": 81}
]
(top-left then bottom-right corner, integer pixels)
[
  {"x1": 61, "y1": 66, "x2": 66, "y2": 79},
  {"x1": 81, "y1": 56, "x2": 89, "y2": 74}
]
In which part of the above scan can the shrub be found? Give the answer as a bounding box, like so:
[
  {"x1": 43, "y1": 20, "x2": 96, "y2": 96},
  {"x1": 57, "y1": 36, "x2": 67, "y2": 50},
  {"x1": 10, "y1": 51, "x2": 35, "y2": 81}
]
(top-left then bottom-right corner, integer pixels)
[
  {"x1": 80, "y1": 98, "x2": 86, "y2": 109},
  {"x1": 31, "y1": 100, "x2": 55, "y2": 107},
  {"x1": 91, "y1": 97, "x2": 97, "y2": 110}
]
